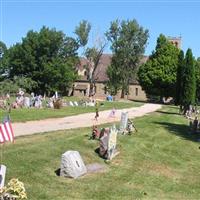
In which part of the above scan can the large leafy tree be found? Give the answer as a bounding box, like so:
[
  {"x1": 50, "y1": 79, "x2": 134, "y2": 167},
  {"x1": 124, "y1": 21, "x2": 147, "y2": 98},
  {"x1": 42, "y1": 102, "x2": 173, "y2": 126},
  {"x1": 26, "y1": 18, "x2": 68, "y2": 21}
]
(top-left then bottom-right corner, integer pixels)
[
  {"x1": 181, "y1": 48, "x2": 196, "y2": 111},
  {"x1": 5, "y1": 26, "x2": 79, "y2": 95},
  {"x1": 0, "y1": 41, "x2": 7, "y2": 59},
  {"x1": 106, "y1": 19, "x2": 149, "y2": 97},
  {"x1": 106, "y1": 57, "x2": 122, "y2": 95},
  {"x1": 138, "y1": 34, "x2": 180, "y2": 99},
  {"x1": 0, "y1": 41, "x2": 8, "y2": 79}
]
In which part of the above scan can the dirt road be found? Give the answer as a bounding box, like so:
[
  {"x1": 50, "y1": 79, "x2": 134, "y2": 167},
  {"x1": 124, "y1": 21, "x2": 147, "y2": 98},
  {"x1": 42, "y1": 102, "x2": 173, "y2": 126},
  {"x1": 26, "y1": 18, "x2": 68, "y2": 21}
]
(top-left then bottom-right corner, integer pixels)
[{"x1": 13, "y1": 103, "x2": 162, "y2": 137}]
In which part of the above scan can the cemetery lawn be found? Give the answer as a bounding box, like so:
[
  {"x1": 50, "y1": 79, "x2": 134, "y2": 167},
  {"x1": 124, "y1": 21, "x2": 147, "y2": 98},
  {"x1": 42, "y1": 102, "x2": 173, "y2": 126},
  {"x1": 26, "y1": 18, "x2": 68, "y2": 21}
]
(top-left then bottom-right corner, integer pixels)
[
  {"x1": 3, "y1": 105, "x2": 200, "y2": 199},
  {"x1": 0, "y1": 101, "x2": 142, "y2": 122}
]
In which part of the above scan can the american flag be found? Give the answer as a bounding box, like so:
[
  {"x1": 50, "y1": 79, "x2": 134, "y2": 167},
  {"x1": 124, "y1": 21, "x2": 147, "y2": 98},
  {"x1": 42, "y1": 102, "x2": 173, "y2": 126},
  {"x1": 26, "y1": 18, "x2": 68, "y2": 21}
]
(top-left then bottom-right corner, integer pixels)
[{"x1": 0, "y1": 116, "x2": 14, "y2": 143}]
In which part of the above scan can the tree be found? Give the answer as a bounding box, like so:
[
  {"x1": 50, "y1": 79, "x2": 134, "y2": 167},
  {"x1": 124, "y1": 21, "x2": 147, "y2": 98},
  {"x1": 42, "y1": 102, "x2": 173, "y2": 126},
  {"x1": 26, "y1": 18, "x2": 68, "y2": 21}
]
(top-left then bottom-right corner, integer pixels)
[
  {"x1": 0, "y1": 41, "x2": 7, "y2": 58},
  {"x1": 181, "y1": 48, "x2": 196, "y2": 111},
  {"x1": 106, "y1": 60, "x2": 122, "y2": 95},
  {"x1": 106, "y1": 19, "x2": 149, "y2": 98},
  {"x1": 5, "y1": 26, "x2": 79, "y2": 95},
  {"x1": 75, "y1": 20, "x2": 91, "y2": 47},
  {"x1": 175, "y1": 50, "x2": 185, "y2": 105},
  {"x1": 0, "y1": 41, "x2": 8, "y2": 79},
  {"x1": 195, "y1": 57, "x2": 200, "y2": 101},
  {"x1": 0, "y1": 76, "x2": 38, "y2": 95},
  {"x1": 75, "y1": 20, "x2": 106, "y2": 96},
  {"x1": 138, "y1": 34, "x2": 180, "y2": 100}
]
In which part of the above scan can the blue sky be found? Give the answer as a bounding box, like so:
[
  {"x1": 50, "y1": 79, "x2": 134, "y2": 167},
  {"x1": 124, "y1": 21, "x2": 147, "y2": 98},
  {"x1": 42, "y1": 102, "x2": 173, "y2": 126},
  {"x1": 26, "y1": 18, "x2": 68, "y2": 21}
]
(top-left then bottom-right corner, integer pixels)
[{"x1": 1, "y1": 0, "x2": 200, "y2": 58}]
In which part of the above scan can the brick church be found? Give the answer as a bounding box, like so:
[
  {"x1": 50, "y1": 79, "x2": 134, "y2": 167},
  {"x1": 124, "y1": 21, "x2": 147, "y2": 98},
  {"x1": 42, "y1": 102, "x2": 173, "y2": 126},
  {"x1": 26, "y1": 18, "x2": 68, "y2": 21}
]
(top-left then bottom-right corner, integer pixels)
[{"x1": 72, "y1": 37, "x2": 181, "y2": 101}]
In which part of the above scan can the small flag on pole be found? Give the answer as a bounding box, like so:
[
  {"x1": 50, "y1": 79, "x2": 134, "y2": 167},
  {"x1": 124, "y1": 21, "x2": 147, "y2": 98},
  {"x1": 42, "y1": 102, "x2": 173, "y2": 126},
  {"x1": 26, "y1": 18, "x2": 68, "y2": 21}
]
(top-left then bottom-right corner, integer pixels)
[{"x1": 0, "y1": 116, "x2": 14, "y2": 143}]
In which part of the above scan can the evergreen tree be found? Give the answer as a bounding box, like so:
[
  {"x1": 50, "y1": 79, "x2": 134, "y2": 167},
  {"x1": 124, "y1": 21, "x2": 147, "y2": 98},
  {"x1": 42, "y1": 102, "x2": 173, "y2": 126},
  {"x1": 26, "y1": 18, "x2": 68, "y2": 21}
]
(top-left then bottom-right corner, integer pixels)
[
  {"x1": 181, "y1": 48, "x2": 196, "y2": 111},
  {"x1": 175, "y1": 50, "x2": 184, "y2": 105}
]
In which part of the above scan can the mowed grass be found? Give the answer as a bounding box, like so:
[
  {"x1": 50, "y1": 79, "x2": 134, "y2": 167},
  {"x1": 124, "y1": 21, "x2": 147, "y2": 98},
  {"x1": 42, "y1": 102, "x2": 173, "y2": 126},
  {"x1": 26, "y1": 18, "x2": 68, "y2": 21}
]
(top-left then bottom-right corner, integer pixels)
[
  {"x1": 0, "y1": 101, "x2": 142, "y2": 122},
  {"x1": 2, "y1": 105, "x2": 200, "y2": 199}
]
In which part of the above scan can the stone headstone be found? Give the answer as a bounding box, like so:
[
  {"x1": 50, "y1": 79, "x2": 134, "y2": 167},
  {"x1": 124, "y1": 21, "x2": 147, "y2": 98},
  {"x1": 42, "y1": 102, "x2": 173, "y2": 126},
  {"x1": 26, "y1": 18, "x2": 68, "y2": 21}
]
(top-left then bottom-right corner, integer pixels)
[
  {"x1": 24, "y1": 97, "x2": 30, "y2": 108},
  {"x1": 99, "y1": 125, "x2": 119, "y2": 160},
  {"x1": 60, "y1": 151, "x2": 87, "y2": 179},
  {"x1": 99, "y1": 134, "x2": 109, "y2": 158},
  {"x1": 48, "y1": 100, "x2": 54, "y2": 108},
  {"x1": 69, "y1": 101, "x2": 74, "y2": 106},
  {"x1": 107, "y1": 125, "x2": 118, "y2": 160},
  {"x1": 55, "y1": 91, "x2": 58, "y2": 99},
  {"x1": 119, "y1": 112, "x2": 128, "y2": 133},
  {"x1": 74, "y1": 101, "x2": 78, "y2": 106},
  {"x1": 0, "y1": 165, "x2": 6, "y2": 188}
]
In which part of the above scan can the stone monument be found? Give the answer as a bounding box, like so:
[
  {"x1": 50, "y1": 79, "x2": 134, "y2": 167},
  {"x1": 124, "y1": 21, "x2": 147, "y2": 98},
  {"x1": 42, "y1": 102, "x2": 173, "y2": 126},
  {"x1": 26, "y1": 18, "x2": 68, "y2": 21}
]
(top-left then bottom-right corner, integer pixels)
[
  {"x1": 60, "y1": 151, "x2": 87, "y2": 179},
  {"x1": 119, "y1": 112, "x2": 128, "y2": 134},
  {"x1": 99, "y1": 125, "x2": 119, "y2": 160}
]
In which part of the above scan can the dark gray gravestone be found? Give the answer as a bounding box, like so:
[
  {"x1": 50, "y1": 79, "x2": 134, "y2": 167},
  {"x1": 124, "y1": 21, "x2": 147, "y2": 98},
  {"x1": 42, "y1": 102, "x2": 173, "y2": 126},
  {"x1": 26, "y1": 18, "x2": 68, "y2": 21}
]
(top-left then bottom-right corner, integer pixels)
[
  {"x1": 60, "y1": 151, "x2": 87, "y2": 179},
  {"x1": 99, "y1": 134, "x2": 109, "y2": 158},
  {"x1": 0, "y1": 165, "x2": 6, "y2": 188}
]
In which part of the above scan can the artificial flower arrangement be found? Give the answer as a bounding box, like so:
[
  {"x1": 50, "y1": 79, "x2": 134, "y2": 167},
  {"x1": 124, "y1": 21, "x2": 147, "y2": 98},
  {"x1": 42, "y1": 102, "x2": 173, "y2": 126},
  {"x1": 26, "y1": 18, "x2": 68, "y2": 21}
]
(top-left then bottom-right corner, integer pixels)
[{"x1": 0, "y1": 178, "x2": 27, "y2": 200}]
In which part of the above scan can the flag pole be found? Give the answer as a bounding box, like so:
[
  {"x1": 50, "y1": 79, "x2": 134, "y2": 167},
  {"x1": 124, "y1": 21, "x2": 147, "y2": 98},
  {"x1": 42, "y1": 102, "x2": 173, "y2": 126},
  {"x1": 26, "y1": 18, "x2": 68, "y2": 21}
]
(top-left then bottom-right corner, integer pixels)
[
  {"x1": 0, "y1": 97, "x2": 12, "y2": 164},
  {"x1": 0, "y1": 143, "x2": 3, "y2": 164}
]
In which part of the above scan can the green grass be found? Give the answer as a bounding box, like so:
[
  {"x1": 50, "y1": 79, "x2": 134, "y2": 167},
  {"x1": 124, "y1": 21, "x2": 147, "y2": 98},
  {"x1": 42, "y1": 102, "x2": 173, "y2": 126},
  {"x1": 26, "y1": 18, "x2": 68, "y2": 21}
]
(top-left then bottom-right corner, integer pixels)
[
  {"x1": 2, "y1": 105, "x2": 200, "y2": 199},
  {"x1": 0, "y1": 101, "x2": 142, "y2": 122}
]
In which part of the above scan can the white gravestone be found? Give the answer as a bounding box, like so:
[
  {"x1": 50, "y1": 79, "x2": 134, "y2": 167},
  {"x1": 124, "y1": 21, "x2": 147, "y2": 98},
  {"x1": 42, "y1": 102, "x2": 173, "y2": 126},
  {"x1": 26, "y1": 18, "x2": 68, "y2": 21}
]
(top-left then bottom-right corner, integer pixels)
[
  {"x1": 74, "y1": 101, "x2": 78, "y2": 106},
  {"x1": 69, "y1": 101, "x2": 74, "y2": 107},
  {"x1": 119, "y1": 112, "x2": 128, "y2": 134},
  {"x1": 107, "y1": 125, "x2": 118, "y2": 160},
  {"x1": 24, "y1": 97, "x2": 30, "y2": 108},
  {"x1": 55, "y1": 91, "x2": 58, "y2": 99},
  {"x1": 0, "y1": 165, "x2": 6, "y2": 188},
  {"x1": 60, "y1": 151, "x2": 87, "y2": 179}
]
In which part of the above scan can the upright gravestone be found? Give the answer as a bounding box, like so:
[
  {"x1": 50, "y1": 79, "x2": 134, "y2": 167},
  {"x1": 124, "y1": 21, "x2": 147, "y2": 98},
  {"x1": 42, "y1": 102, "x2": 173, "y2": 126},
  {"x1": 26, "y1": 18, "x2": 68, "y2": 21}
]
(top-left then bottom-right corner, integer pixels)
[
  {"x1": 60, "y1": 151, "x2": 87, "y2": 179},
  {"x1": 119, "y1": 112, "x2": 128, "y2": 134},
  {"x1": 107, "y1": 125, "x2": 118, "y2": 160},
  {"x1": 99, "y1": 134, "x2": 109, "y2": 158},
  {"x1": 99, "y1": 125, "x2": 119, "y2": 160},
  {"x1": 55, "y1": 91, "x2": 58, "y2": 99},
  {"x1": 69, "y1": 101, "x2": 74, "y2": 107},
  {"x1": 24, "y1": 97, "x2": 30, "y2": 108},
  {"x1": 74, "y1": 101, "x2": 79, "y2": 106},
  {"x1": 0, "y1": 165, "x2": 6, "y2": 188}
]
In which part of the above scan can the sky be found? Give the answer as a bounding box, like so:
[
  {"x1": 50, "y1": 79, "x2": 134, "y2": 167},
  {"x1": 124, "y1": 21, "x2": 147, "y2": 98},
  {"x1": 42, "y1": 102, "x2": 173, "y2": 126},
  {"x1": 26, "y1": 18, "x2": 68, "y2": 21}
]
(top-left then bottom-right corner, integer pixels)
[{"x1": 1, "y1": 0, "x2": 200, "y2": 58}]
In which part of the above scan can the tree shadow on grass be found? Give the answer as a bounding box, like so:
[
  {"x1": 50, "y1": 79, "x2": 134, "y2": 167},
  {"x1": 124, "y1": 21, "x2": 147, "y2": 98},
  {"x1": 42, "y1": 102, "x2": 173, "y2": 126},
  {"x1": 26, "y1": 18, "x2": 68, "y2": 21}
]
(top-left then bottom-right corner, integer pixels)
[
  {"x1": 156, "y1": 110, "x2": 180, "y2": 116},
  {"x1": 153, "y1": 121, "x2": 200, "y2": 143}
]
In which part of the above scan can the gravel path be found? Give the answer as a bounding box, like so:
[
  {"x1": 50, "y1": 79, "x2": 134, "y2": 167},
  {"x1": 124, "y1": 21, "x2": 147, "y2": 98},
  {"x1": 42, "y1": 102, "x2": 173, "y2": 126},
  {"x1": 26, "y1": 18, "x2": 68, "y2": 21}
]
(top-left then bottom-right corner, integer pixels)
[{"x1": 13, "y1": 103, "x2": 162, "y2": 137}]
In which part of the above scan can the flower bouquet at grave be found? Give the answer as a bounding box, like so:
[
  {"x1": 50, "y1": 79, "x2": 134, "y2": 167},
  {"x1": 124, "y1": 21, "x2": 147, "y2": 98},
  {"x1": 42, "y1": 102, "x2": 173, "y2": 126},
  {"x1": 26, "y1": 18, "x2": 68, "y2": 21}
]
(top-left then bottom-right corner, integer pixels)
[
  {"x1": 127, "y1": 119, "x2": 137, "y2": 134},
  {"x1": 0, "y1": 178, "x2": 27, "y2": 200},
  {"x1": 91, "y1": 125, "x2": 100, "y2": 140}
]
